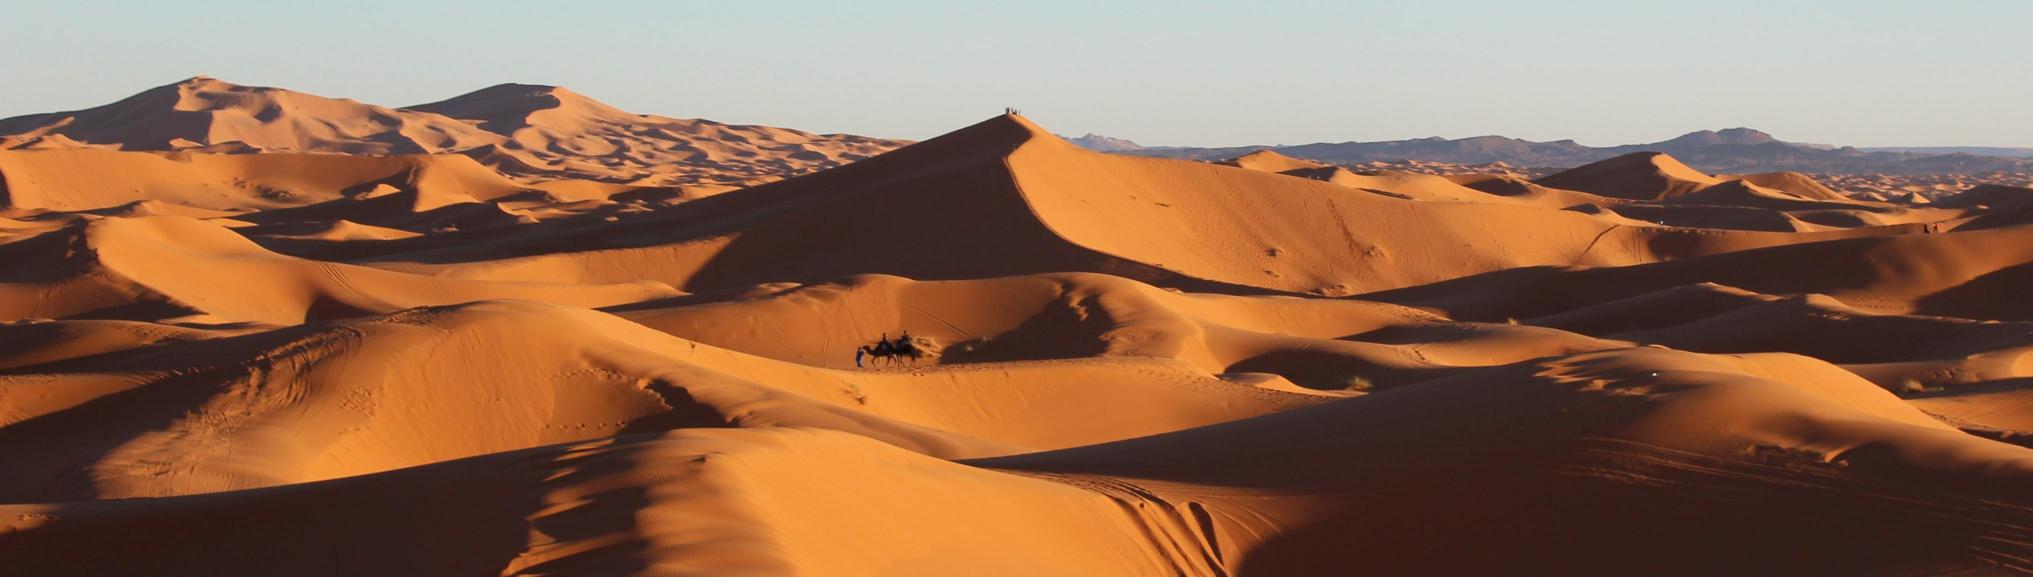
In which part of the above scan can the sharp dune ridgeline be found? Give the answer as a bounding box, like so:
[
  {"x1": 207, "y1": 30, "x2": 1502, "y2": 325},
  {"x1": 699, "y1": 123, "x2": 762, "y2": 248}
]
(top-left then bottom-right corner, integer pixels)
[{"x1": 4, "y1": 78, "x2": 2033, "y2": 577}]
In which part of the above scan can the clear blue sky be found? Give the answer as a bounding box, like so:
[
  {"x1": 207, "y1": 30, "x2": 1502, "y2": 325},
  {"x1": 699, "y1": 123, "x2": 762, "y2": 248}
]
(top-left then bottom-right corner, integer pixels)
[{"x1": 4, "y1": 0, "x2": 2028, "y2": 147}]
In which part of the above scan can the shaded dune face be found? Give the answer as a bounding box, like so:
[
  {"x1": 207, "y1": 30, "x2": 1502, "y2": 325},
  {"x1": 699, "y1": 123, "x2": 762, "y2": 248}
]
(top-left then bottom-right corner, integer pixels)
[{"x1": 4, "y1": 86, "x2": 2033, "y2": 577}]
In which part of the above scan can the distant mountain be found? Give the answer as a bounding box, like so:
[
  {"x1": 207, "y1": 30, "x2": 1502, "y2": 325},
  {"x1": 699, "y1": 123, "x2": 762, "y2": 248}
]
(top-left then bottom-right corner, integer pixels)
[
  {"x1": 1060, "y1": 133, "x2": 1145, "y2": 152},
  {"x1": 1860, "y1": 146, "x2": 2033, "y2": 159},
  {"x1": 1111, "y1": 127, "x2": 2033, "y2": 175},
  {"x1": 1275, "y1": 135, "x2": 1593, "y2": 166},
  {"x1": 1653, "y1": 127, "x2": 1780, "y2": 147},
  {"x1": 0, "y1": 77, "x2": 911, "y2": 187}
]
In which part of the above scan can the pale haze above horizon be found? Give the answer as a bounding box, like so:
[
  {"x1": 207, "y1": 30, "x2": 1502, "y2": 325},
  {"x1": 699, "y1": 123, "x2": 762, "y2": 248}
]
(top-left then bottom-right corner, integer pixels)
[{"x1": 4, "y1": 0, "x2": 2028, "y2": 148}]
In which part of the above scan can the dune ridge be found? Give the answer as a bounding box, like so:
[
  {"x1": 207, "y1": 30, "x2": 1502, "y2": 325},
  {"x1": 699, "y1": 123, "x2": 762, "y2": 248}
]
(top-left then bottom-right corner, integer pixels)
[
  {"x1": 324, "y1": 115, "x2": 1938, "y2": 298},
  {"x1": 0, "y1": 77, "x2": 912, "y2": 188}
]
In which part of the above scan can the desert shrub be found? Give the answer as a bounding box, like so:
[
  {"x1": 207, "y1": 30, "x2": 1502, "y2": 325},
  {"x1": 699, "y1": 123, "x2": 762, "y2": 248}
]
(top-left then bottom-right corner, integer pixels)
[
  {"x1": 1899, "y1": 378, "x2": 1926, "y2": 394},
  {"x1": 1332, "y1": 374, "x2": 1375, "y2": 392}
]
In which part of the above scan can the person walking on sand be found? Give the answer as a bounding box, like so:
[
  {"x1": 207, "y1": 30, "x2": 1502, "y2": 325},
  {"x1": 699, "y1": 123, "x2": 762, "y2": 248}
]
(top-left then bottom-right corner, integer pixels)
[{"x1": 855, "y1": 346, "x2": 866, "y2": 369}]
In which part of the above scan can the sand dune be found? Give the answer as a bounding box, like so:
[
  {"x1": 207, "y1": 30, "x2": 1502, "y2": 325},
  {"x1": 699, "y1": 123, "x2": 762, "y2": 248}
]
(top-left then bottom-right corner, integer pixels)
[
  {"x1": 341, "y1": 115, "x2": 1948, "y2": 298},
  {"x1": 1536, "y1": 151, "x2": 1723, "y2": 200},
  {"x1": 10, "y1": 347, "x2": 2029, "y2": 576},
  {"x1": 0, "y1": 216, "x2": 675, "y2": 324},
  {"x1": 3, "y1": 99, "x2": 2033, "y2": 577},
  {"x1": 1738, "y1": 170, "x2": 1849, "y2": 200},
  {"x1": 1943, "y1": 184, "x2": 2033, "y2": 230},
  {"x1": 0, "y1": 299, "x2": 1320, "y2": 501},
  {"x1": 609, "y1": 272, "x2": 1622, "y2": 390},
  {"x1": 982, "y1": 346, "x2": 2033, "y2": 576},
  {"x1": 1218, "y1": 149, "x2": 1329, "y2": 172},
  {"x1": 0, "y1": 147, "x2": 538, "y2": 212},
  {"x1": 0, "y1": 77, "x2": 911, "y2": 189},
  {"x1": 1, "y1": 429, "x2": 1237, "y2": 576},
  {"x1": 411, "y1": 83, "x2": 906, "y2": 187},
  {"x1": 1372, "y1": 220, "x2": 2033, "y2": 321},
  {"x1": 0, "y1": 76, "x2": 497, "y2": 155}
]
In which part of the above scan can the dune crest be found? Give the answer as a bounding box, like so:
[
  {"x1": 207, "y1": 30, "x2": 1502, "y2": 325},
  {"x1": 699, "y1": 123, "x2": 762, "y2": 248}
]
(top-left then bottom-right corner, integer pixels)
[{"x1": 0, "y1": 77, "x2": 911, "y2": 188}]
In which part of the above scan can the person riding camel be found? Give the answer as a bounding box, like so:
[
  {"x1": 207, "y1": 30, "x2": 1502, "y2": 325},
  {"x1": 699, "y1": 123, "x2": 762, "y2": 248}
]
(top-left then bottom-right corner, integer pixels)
[
  {"x1": 856, "y1": 330, "x2": 930, "y2": 369},
  {"x1": 893, "y1": 331, "x2": 916, "y2": 355}
]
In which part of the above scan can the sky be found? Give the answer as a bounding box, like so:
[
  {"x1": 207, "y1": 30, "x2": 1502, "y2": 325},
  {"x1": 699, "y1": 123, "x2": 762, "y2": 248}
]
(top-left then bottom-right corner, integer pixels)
[{"x1": 3, "y1": 0, "x2": 2029, "y2": 148}]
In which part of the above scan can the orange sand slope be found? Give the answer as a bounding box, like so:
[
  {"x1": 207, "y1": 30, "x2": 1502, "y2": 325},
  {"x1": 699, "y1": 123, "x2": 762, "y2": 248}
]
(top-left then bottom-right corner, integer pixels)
[{"x1": 4, "y1": 104, "x2": 2033, "y2": 577}]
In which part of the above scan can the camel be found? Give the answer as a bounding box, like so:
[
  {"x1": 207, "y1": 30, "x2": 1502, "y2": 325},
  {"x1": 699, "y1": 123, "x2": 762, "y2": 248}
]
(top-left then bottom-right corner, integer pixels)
[{"x1": 857, "y1": 335, "x2": 933, "y2": 368}]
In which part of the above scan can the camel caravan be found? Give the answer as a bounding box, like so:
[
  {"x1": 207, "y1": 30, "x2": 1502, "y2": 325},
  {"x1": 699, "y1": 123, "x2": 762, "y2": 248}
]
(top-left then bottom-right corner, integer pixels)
[{"x1": 856, "y1": 331, "x2": 939, "y2": 368}]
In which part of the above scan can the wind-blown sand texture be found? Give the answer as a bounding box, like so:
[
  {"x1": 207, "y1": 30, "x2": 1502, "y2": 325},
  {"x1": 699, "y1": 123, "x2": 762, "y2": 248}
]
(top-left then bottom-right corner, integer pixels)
[{"x1": 4, "y1": 79, "x2": 2033, "y2": 577}]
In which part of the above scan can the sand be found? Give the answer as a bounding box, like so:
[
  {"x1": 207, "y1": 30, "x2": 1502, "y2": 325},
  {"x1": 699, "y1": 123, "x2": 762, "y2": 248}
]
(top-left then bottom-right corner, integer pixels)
[{"x1": 3, "y1": 80, "x2": 2033, "y2": 577}]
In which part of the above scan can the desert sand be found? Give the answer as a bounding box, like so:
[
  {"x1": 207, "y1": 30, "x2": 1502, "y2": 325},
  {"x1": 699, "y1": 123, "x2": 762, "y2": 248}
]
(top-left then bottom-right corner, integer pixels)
[{"x1": 3, "y1": 78, "x2": 2033, "y2": 576}]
